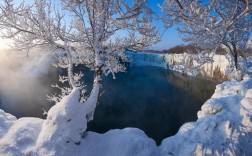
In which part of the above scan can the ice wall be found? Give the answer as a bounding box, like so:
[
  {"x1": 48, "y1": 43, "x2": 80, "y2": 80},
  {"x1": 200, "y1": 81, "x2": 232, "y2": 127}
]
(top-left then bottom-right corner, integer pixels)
[
  {"x1": 125, "y1": 51, "x2": 168, "y2": 69},
  {"x1": 126, "y1": 51, "x2": 247, "y2": 81}
]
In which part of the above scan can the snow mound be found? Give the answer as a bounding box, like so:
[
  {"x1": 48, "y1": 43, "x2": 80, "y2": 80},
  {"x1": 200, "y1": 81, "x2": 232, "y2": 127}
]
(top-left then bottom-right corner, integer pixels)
[
  {"x1": 34, "y1": 88, "x2": 89, "y2": 155},
  {"x1": 72, "y1": 128, "x2": 158, "y2": 156},
  {"x1": 0, "y1": 117, "x2": 43, "y2": 156},
  {"x1": 0, "y1": 110, "x2": 16, "y2": 138}
]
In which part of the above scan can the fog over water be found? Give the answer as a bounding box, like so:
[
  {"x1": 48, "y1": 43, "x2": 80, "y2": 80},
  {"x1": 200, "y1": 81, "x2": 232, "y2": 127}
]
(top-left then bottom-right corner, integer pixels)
[
  {"x1": 0, "y1": 50, "x2": 58, "y2": 118},
  {"x1": 0, "y1": 50, "x2": 217, "y2": 145}
]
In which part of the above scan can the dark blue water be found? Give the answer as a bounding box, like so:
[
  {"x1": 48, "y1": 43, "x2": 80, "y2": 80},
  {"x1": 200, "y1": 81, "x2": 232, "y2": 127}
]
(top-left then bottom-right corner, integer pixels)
[
  {"x1": 0, "y1": 66, "x2": 217, "y2": 145},
  {"x1": 86, "y1": 66, "x2": 217, "y2": 145}
]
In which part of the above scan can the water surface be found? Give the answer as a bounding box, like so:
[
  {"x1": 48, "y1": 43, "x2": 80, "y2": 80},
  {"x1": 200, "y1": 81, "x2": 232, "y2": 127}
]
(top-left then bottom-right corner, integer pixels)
[{"x1": 0, "y1": 66, "x2": 217, "y2": 145}]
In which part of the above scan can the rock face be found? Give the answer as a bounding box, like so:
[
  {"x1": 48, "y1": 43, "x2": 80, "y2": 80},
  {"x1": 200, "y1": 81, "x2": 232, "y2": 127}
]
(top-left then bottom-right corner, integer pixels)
[{"x1": 126, "y1": 51, "x2": 249, "y2": 81}]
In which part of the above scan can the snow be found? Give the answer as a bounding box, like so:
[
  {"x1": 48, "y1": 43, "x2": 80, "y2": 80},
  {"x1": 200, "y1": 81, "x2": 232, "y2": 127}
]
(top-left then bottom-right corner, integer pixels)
[
  {"x1": 35, "y1": 88, "x2": 86, "y2": 148},
  {"x1": 247, "y1": 39, "x2": 252, "y2": 49},
  {"x1": 160, "y1": 74, "x2": 252, "y2": 155},
  {"x1": 0, "y1": 118, "x2": 43, "y2": 156},
  {"x1": 77, "y1": 128, "x2": 158, "y2": 156},
  {"x1": 0, "y1": 74, "x2": 252, "y2": 155},
  {"x1": 126, "y1": 51, "x2": 249, "y2": 80},
  {"x1": 0, "y1": 110, "x2": 16, "y2": 138}
]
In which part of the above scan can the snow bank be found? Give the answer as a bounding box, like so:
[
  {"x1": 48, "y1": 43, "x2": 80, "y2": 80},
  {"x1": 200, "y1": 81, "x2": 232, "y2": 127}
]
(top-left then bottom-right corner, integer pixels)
[
  {"x1": 0, "y1": 75, "x2": 252, "y2": 155},
  {"x1": 0, "y1": 110, "x2": 16, "y2": 138},
  {"x1": 76, "y1": 128, "x2": 158, "y2": 156},
  {"x1": 0, "y1": 118, "x2": 43, "y2": 156},
  {"x1": 160, "y1": 74, "x2": 252, "y2": 155},
  {"x1": 0, "y1": 88, "x2": 158, "y2": 156}
]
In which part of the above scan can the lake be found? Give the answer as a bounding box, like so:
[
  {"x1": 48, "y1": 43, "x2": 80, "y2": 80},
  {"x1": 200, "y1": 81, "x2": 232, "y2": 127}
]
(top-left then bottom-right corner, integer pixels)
[{"x1": 0, "y1": 66, "x2": 217, "y2": 145}]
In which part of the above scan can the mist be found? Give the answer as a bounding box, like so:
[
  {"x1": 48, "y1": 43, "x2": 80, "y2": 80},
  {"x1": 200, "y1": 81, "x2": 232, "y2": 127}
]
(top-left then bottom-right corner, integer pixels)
[{"x1": 0, "y1": 49, "x2": 59, "y2": 118}]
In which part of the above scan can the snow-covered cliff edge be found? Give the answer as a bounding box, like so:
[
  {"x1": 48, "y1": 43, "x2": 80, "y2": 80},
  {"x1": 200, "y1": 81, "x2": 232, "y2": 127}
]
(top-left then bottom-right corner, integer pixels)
[{"x1": 126, "y1": 51, "x2": 248, "y2": 81}]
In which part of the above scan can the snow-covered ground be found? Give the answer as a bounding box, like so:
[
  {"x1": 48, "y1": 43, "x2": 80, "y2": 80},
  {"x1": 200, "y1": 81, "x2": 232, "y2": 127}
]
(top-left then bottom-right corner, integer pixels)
[{"x1": 0, "y1": 73, "x2": 251, "y2": 155}]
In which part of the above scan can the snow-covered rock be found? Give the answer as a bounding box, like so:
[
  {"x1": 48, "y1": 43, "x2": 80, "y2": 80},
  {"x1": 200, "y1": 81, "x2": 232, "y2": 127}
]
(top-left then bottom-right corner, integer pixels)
[{"x1": 0, "y1": 75, "x2": 252, "y2": 155}]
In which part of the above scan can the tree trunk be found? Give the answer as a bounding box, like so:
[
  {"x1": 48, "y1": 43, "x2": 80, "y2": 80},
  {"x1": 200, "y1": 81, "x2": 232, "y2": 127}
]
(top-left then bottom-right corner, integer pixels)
[
  {"x1": 232, "y1": 42, "x2": 238, "y2": 70},
  {"x1": 234, "y1": 52, "x2": 238, "y2": 70},
  {"x1": 84, "y1": 66, "x2": 103, "y2": 121},
  {"x1": 66, "y1": 50, "x2": 77, "y2": 88},
  {"x1": 83, "y1": 49, "x2": 103, "y2": 121},
  {"x1": 35, "y1": 54, "x2": 103, "y2": 148}
]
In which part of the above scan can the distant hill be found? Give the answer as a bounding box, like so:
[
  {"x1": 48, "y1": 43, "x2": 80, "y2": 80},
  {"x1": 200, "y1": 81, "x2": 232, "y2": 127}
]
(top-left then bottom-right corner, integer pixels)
[
  {"x1": 141, "y1": 45, "x2": 227, "y2": 55},
  {"x1": 142, "y1": 44, "x2": 252, "y2": 56}
]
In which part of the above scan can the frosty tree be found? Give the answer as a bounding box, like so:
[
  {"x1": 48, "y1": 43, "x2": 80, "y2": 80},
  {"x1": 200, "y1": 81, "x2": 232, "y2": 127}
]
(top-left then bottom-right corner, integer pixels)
[
  {"x1": 161, "y1": 0, "x2": 252, "y2": 73},
  {"x1": 0, "y1": 0, "x2": 159, "y2": 146}
]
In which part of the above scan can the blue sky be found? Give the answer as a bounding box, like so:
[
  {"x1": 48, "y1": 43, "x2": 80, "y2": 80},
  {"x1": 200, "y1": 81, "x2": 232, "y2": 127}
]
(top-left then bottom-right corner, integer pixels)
[
  {"x1": 0, "y1": 0, "x2": 184, "y2": 50},
  {"x1": 148, "y1": 0, "x2": 184, "y2": 50}
]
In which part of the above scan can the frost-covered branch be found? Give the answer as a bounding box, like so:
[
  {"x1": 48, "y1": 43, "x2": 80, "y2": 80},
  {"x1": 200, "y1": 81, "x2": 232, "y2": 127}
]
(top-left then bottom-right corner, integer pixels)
[
  {"x1": 170, "y1": 48, "x2": 215, "y2": 76},
  {"x1": 161, "y1": 0, "x2": 252, "y2": 75}
]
